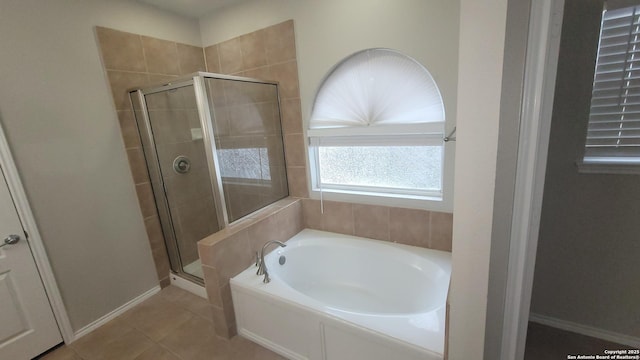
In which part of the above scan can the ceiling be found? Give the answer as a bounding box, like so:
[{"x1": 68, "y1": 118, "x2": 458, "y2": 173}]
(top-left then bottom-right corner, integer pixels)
[{"x1": 136, "y1": 0, "x2": 242, "y2": 19}]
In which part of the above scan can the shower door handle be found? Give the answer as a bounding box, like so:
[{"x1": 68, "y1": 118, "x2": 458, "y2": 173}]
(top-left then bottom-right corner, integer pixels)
[{"x1": 0, "y1": 234, "x2": 21, "y2": 248}]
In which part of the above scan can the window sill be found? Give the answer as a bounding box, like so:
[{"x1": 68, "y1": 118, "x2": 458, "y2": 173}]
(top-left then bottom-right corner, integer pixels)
[
  {"x1": 310, "y1": 188, "x2": 450, "y2": 212},
  {"x1": 576, "y1": 160, "x2": 640, "y2": 175}
]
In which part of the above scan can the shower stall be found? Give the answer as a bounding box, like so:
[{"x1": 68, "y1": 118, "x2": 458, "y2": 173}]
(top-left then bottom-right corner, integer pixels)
[{"x1": 129, "y1": 72, "x2": 289, "y2": 284}]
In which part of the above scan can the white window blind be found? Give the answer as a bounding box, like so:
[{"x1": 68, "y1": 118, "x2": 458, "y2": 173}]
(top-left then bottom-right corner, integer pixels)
[
  {"x1": 585, "y1": 4, "x2": 640, "y2": 164},
  {"x1": 309, "y1": 48, "x2": 445, "y2": 137},
  {"x1": 307, "y1": 48, "x2": 447, "y2": 200}
]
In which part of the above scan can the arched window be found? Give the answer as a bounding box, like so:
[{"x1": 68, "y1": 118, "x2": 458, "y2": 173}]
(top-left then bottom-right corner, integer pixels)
[{"x1": 308, "y1": 48, "x2": 446, "y2": 201}]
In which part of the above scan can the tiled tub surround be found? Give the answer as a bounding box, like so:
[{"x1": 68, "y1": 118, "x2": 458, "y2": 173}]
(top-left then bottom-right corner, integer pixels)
[
  {"x1": 199, "y1": 196, "x2": 453, "y2": 339},
  {"x1": 198, "y1": 198, "x2": 304, "y2": 338},
  {"x1": 96, "y1": 26, "x2": 207, "y2": 286}
]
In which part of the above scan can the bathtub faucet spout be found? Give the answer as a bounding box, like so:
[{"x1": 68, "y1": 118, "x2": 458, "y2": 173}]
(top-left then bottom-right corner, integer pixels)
[{"x1": 257, "y1": 240, "x2": 286, "y2": 283}]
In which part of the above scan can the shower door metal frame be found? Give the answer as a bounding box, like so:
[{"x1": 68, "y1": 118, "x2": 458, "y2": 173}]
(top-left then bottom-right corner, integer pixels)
[
  {"x1": 130, "y1": 72, "x2": 283, "y2": 284},
  {"x1": 130, "y1": 81, "x2": 207, "y2": 285}
]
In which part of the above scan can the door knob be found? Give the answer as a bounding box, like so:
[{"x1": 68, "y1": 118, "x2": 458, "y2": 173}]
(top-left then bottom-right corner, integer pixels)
[{"x1": 0, "y1": 234, "x2": 21, "y2": 248}]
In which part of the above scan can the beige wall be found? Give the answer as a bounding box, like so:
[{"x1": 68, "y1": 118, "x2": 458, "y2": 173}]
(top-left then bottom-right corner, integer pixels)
[
  {"x1": 449, "y1": 0, "x2": 508, "y2": 357},
  {"x1": 0, "y1": 0, "x2": 201, "y2": 331},
  {"x1": 531, "y1": 0, "x2": 640, "y2": 338},
  {"x1": 198, "y1": 0, "x2": 459, "y2": 212}
]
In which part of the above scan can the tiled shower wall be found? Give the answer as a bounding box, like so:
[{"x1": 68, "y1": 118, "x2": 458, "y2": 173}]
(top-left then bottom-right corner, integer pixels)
[
  {"x1": 203, "y1": 20, "x2": 308, "y2": 198},
  {"x1": 144, "y1": 86, "x2": 220, "y2": 266},
  {"x1": 206, "y1": 78, "x2": 289, "y2": 221},
  {"x1": 96, "y1": 26, "x2": 207, "y2": 286}
]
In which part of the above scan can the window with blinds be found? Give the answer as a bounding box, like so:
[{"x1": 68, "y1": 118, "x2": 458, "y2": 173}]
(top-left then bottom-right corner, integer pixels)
[
  {"x1": 585, "y1": 3, "x2": 640, "y2": 165},
  {"x1": 308, "y1": 49, "x2": 447, "y2": 201}
]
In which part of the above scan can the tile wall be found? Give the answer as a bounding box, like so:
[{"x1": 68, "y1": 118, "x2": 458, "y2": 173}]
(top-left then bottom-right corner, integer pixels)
[
  {"x1": 206, "y1": 78, "x2": 289, "y2": 222},
  {"x1": 203, "y1": 21, "x2": 308, "y2": 198},
  {"x1": 143, "y1": 86, "x2": 220, "y2": 267},
  {"x1": 301, "y1": 199, "x2": 453, "y2": 251},
  {"x1": 198, "y1": 198, "x2": 303, "y2": 338},
  {"x1": 96, "y1": 26, "x2": 207, "y2": 286}
]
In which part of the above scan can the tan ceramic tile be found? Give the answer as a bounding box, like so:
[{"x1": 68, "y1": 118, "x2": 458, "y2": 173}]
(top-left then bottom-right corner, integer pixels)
[
  {"x1": 430, "y1": 212, "x2": 453, "y2": 252},
  {"x1": 218, "y1": 37, "x2": 243, "y2": 74},
  {"x1": 118, "y1": 110, "x2": 141, "y2": 149},
  {"x1": 158, "y1": 286, "x2": 213, "y2": 322},
  {"x1": 243, "y1": 66, "x2": 272, "y2": 81},
  {"x1": 284, "y1": 133, "x2": 306, "y2": 167},
  {"x1": 353, "y1": 204, "x2": 390, "y2": 241},
  {"x1": 118, "y1": 295, "x2": 194, "y2": 341},
  {"x1": 204, "y1": 44, "x2": 221, "y2": 73},
  {"x1": 96, "y1": 27, "x2": 146, "y2": 72},
  {"x1": 159, "y1": 277, "x2": 171, "y2": 288},
  {"x1": 126, "y1": 147, "x2": 150, "y2": 184},
  {"x1": 287, "y1": 166, "x2": 308, "y2": 198},
  {"x1": 135, "y1": 182, "x2": 157, "y2": 219},
  {"x1": 177, "y1": 43, "x2": 206, "y2": 74},
  {"x1": 240, "y1": 31, "x2": 268, "y2": 69},
  {"x1": 144, "y1": 216, "x2": 165, "y2": 251},
  {"x1": 210, "y1": 229, "x2": 252, "y2": 283},
  {"x1": 220, "y1": 284, "x2": 235, "y2": 325},
  {"x1": 302, "y1": 198, "x2": 323, "y2": 229},
  {"x1": 389, "y1": 207, "x2": 430, "y2": 247},
  {"x1": 144, "y1": 88, "x2": 183, "y2": 111},
  {"x1": 159, "y1": 315, "x2": 229, "y2": 360},
  {"x1": 322, "y1": 201, "x2": 354, "y2": 235},
  {"x1": 281, "y1": 98, "x2": 303, "y2": 134},
  {"x1": 210, "y1": 305, "x2": 231, "y2": 339},
  {"x1": 229, "y1": 335, "x2": 287, "y2": 360},
  {"x1": 97, "y1": 328, "x2": 154, "y2": 360},
  {"x1": 146, "y1": 110, "x2": 191, "y2": 144},
  {"x1": 265, "y1": 135, "x2": 286, "y2": 167},
  {"x1": 141, "y1": 36, "x2": 180, "y2": 75},
  {"x1": 70, "y1": 318, "x2": 133, "y2": 359},
  {"x1": 247, "y1": 215, "x2": 281, "y2": 255},
  {"x1": 39, "y1": 346, "x2": 82, "y2": 360},
  {"x1": 134, "y1": 345, "x2": 181, "y2": 360},
  {"x1": 265, "y1": 20, "x2": 297, "y2": 64},
  {"x1": 107, "y1": 71, "x2": 149, "y2": 110},
  {"x1": 229, "y1": 103, "x2": 277, "y2": 136},
  {"x1": 172, "y1": 200, "x2": 217, "y2": 264},
  {"x1": 151, "y1": 246, "x2": 171, "y2": 281},
  {"x1": 147, "y1": 74, "x2": 179, "y2": 88},
  {"x1": 269, "y1": 60, "x2": 300, "y2": 99},
  {"x1": 276, "y1": 200, "x2": 303, "y2": 240},
  {"x1": 202, "y1": 265, "x2": 223, "y2": 307}
]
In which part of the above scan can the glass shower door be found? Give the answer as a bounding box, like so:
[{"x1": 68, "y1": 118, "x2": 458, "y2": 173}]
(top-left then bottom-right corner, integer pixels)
[
  {"x1": 205, "y1": 77, "x2": 289, "y2": 223},
  {"x1": 141, "y1": 83, "x2": 221, "y2": 279}
]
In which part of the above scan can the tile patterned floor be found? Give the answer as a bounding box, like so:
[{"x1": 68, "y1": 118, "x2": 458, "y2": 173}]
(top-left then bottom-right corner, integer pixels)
[
  {"x1": 37, "y1": 286, "x2": 285, "y2": 360},
  {"x1": 524, "y1": 322, "x2": 635, "y2": 359}
]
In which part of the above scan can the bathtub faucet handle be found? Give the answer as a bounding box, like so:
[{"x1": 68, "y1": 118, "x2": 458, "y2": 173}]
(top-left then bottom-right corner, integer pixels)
[
  {"x1": 257, "y1": 240, "x2": 287, "y2": 283},
  {"x1": 255, "y1": 251, "x2": 260, "y2": 267}
]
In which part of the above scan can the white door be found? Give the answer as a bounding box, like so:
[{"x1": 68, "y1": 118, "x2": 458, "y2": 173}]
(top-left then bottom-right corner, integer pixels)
[{"x1": 0, "y1": 166, "x2": 61, "y2": 359}]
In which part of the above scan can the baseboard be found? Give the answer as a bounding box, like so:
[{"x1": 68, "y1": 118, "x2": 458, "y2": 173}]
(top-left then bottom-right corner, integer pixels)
[
  {"x1": 169, "y1": 273, "x2": 207, "y2": 299},
  {"x1": 70, "y1": 285, "x2": 161, "y2": 342},
  {"x1": 529, "y1": 313, "x2": 640, "y2": 348}
]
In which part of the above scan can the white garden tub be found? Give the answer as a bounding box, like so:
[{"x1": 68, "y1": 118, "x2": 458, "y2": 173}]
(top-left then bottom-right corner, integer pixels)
[{"x1": 230, "y1": 229, "x2": 451, "y2": 360}]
